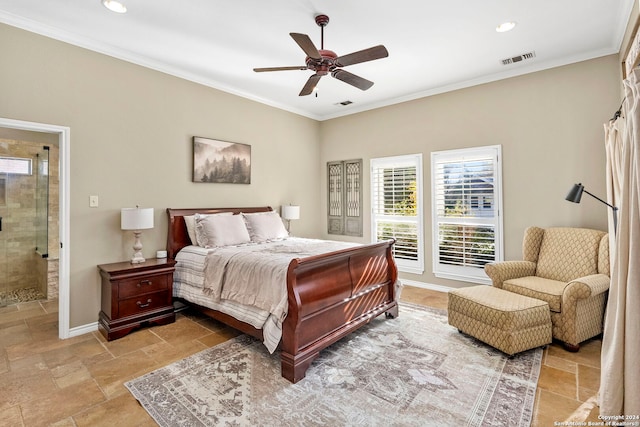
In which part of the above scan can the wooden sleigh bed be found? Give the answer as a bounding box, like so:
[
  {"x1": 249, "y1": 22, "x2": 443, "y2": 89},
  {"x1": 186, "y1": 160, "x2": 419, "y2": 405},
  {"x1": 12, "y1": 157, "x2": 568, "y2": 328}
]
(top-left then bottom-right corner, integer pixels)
[{"x1": 166, "y1": 206, "x2": 399, "y2": 383}]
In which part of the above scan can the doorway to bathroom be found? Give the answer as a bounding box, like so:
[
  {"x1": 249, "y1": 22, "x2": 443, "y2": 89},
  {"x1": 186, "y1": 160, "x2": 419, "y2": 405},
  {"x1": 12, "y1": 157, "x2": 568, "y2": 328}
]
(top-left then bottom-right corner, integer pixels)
[
  {"x1": 0, "y1": 131, "x2": 59, "y2": 306},
  {"x1": 0, "y1": 117, "x2": 70, "y2": 339}
]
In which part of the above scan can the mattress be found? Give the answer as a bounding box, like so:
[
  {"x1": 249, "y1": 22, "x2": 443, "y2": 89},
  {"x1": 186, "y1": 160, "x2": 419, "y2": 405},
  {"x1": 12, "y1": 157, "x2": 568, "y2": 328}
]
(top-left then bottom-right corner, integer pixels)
[{"x1": 173, "y1": 238, "x2": 359, "y2": 353}]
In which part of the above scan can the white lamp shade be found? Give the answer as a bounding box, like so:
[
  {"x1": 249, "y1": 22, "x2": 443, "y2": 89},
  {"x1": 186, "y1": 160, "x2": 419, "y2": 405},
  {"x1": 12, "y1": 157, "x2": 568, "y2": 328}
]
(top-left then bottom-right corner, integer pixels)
[
  {"x1": 121, "y1": 207, "x2": 154, "y2": 230},
  {"x1": 281, "y1": 205, "x2": 300, "y2": 221}
]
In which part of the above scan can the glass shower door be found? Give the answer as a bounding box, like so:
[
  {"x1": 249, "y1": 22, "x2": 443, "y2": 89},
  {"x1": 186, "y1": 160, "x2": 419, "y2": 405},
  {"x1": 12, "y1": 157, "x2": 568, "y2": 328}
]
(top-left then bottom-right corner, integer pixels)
[{"x1": 36, "y1": 148, "x2": 49, "y2": 257}]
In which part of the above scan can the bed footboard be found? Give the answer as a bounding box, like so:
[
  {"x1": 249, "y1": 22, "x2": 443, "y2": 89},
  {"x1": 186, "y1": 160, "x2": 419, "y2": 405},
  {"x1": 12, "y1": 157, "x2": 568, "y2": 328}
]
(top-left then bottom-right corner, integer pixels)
[{"x1": 281, "y1": 239, "x2": 398, "y2": 383}]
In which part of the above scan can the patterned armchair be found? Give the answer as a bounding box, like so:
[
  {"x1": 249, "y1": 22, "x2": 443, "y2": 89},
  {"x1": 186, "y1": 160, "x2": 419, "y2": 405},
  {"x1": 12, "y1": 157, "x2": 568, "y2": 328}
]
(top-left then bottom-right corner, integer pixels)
[{"x1": 484, "y1": 227, "x2": 610, "y2": 351}]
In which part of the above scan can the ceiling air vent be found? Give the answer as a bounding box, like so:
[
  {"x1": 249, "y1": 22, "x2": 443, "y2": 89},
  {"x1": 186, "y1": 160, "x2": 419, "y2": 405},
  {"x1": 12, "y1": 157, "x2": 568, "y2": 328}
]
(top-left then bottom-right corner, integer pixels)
[
  {"x1": 501, "y1": 51, "x2": 536, "y2": 65},
  {"x1": 335, "y1": 100, "x2": 353, "y2": 106}
]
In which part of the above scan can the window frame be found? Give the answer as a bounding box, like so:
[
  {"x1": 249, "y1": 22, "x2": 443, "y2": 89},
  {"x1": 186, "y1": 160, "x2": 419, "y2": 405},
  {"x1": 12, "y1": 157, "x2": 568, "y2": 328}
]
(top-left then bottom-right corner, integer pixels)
[
  {"x1": 370, "y1": 153, "x2": 424, "y2": 274},
  {"x1": 430, "y1": 145, "x2": 503, "y2": 284}
]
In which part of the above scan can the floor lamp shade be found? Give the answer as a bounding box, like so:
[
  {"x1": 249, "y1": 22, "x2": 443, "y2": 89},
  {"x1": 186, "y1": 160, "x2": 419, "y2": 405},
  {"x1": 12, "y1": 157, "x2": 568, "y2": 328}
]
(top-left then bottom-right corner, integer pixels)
[
  {"x1": 565, "y1": 183, "x2": 584, "y2": 203},
  {"x1": 121, "y1": 207, "x2": 154, "y2": 263}
]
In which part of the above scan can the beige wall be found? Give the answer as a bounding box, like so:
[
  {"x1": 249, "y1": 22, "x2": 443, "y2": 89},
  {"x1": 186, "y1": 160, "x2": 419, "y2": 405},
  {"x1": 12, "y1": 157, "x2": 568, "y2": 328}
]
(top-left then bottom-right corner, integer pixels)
[
  {"x1": 320, "y1": 55, "x2": 621, "y2": 289},
  {"x1": 0, "y1": 23, "x2": 321, "y2": 327}
]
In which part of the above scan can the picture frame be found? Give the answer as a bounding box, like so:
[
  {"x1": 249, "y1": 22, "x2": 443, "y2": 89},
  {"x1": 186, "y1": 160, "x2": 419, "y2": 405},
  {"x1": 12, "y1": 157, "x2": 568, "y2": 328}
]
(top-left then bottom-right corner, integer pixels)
[{"x1": 192, "y1": 136, "x2": 251, "y2": 184}]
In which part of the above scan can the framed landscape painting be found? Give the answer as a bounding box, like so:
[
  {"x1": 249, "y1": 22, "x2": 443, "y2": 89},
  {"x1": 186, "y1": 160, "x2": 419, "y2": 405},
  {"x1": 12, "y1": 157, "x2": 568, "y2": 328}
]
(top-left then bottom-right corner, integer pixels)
[{"x1": 192, "y1": 136, "x2": 251, "y2": 184}]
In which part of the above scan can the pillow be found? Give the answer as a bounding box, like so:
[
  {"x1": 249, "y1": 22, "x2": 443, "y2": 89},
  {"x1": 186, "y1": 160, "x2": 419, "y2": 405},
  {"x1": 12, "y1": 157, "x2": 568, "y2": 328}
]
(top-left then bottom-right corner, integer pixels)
[
  {"x1": 184, "y1": 215, "x2": 198, "y2": 245},
  {"x1": 242, "y1": 211, "x2": 289, "y2": 242},
  {"x1": 195, "y1": 213, "x2": 250, "y2": 248},
  {"x1": 185, "y1": 212, "x2": 232, "y2": 246}
]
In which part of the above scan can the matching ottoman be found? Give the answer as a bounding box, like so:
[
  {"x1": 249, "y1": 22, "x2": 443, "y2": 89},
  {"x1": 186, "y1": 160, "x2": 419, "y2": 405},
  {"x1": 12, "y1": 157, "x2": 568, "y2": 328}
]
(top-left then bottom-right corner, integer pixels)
[{"x1": 448, "y1": 286, "x2": 552, "y2": 356}]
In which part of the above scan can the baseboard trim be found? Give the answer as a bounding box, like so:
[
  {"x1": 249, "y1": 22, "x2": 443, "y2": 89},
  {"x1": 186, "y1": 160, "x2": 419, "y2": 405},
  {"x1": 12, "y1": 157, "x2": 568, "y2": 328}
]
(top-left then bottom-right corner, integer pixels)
[
  {"x1": 400, "y1": 279, "x2": 454, "y2": 293},
  {"x1": 69, "y1": 321, "x2": 98, "y2": 337}
]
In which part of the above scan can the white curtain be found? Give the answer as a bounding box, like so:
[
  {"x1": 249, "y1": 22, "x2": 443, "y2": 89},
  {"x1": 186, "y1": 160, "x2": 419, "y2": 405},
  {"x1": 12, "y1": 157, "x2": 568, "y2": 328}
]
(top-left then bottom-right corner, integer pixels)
[
  {"x1": 604, "y1": 107, "x2": 624, "y2": 259},
  {"x1": 599, "y1": 67, "x2": 640, "y2": 415}
]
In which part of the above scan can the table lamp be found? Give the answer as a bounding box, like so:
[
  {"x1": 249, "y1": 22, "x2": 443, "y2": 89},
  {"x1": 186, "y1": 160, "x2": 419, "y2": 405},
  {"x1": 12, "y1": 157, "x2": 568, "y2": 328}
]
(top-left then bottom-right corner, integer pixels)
[
  {"x1": 121, "y1": 206, "x2": 154, "y2": 263},
  {"x1": 281, "y1": 205, "x2": 300, "y2": 233}
]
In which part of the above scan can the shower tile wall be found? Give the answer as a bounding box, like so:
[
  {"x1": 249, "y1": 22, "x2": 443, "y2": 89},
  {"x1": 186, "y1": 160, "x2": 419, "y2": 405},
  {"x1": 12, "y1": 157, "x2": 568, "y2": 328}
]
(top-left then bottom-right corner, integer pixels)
[{"x1": 0, "y1": 138, "x2": 59, "y2": 298}]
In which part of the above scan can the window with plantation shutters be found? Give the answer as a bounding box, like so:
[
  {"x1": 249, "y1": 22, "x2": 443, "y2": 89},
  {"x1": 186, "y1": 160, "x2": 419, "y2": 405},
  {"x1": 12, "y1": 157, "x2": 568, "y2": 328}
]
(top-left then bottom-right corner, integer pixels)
[
  {"x1": 431, "y1": 145, "x2": 503, "y2": 284},
  {"x1": 371, "y1": 154, "x2": 424, "y2": 274}
]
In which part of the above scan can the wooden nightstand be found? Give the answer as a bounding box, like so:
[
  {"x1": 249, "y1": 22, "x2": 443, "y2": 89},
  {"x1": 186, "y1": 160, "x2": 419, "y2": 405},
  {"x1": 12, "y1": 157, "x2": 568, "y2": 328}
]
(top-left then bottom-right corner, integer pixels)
[{"x1": 98, "y1": 258, "x2": 176, "y2": 341}]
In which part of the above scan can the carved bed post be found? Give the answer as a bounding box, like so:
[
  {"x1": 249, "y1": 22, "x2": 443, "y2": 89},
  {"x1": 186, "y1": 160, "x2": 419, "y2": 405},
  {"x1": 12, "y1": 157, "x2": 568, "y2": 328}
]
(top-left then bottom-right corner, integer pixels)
[{"x1": 281, "y1": 259, "x2": 319, "y2": 383}]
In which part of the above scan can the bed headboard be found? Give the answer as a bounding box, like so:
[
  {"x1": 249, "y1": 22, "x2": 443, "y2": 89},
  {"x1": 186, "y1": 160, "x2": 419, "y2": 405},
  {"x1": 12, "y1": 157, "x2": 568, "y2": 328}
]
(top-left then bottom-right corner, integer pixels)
[{"x1": 166, "y1": 206, "x2": 273, "y2": 259}]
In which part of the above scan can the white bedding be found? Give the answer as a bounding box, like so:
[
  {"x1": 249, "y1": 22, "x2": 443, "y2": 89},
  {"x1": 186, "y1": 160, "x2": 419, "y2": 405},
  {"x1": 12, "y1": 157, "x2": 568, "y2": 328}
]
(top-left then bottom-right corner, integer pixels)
[
  {"x1": 173, "y1": 280, "x2": 283, "y2": 352},
  {"x1": 173, "y1": 237, "x2": 359, "y2": 352}
]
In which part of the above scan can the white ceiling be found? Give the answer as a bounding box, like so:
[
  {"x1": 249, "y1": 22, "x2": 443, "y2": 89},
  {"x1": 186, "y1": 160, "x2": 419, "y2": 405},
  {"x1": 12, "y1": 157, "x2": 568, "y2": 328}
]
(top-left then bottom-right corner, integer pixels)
[{"x1": 0, "y1": 0, "x2": 635, "y2": 120}]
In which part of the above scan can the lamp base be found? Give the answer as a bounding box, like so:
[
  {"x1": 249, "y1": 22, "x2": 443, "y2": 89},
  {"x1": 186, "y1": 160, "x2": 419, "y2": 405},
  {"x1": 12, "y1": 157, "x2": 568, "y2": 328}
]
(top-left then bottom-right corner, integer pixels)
[
  {"x1": 130, "y1": 254, "x2": 146, "y2": 264},
  {"x1": 130, "y1": 230, "x2": 146, "y2": 264}
]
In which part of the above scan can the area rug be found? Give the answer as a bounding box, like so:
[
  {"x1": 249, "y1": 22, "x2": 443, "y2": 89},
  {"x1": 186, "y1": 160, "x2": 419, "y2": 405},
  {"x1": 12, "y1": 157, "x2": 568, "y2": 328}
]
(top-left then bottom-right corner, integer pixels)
[{"x1": 125, "y1": 303, "x2": 542, "y2": 426}]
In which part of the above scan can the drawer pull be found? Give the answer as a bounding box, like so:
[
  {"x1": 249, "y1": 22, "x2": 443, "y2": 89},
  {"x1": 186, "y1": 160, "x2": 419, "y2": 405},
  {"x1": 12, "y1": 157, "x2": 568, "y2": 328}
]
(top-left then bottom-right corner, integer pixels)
[
  {"x1": 137, "y1": 299, "x2": 152, "y2": 308},
  {"x1": 137, "y1": 280, "x2": 152, "y2": 287}
]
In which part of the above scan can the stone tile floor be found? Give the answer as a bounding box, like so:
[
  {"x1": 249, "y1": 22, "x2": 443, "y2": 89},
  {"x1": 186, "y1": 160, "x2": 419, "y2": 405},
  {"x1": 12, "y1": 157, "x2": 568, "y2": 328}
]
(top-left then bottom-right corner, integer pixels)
[{"x1": 0, "y1": 286, "x2": 601, "y2": 426}]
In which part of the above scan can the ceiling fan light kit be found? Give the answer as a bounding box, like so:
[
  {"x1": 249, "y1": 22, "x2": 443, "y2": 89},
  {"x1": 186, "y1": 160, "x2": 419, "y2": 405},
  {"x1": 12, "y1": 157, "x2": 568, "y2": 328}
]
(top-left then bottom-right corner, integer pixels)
[{"x1": 253, "y1": 14, "x2": 388, "y2": 96}]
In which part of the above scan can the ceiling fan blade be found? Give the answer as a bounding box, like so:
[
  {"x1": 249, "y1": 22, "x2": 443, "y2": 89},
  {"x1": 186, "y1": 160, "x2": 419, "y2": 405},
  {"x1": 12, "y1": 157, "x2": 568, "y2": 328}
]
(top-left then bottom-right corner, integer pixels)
[
  {"x1": 290, "y1": 33, "x2": 321, "y2": 60},
  {"x1": 335, "y1": 45, "x2": 389, "y2": 67},
  {"x1": 253, "y1": 66, "x2": 307, "y2": 72},
  {"x1": 299, "y1": 74, "x2": 322, "y2": 96},
  {"x1": 332, "y1": 69, "x2": 374, "y2": 91}
]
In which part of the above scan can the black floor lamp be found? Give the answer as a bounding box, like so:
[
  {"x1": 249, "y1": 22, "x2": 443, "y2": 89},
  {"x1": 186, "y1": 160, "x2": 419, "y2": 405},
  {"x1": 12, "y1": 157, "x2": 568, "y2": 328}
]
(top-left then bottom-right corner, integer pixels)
[{"x1": 566, "y1": 183, "x2": 618, "y2": 234}]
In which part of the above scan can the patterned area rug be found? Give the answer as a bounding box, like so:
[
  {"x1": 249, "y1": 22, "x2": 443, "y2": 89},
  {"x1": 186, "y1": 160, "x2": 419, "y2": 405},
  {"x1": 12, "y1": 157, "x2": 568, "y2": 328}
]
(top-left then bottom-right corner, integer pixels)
[{"x1": 125, "y1": 303, "x2": 542, "y2": 426}]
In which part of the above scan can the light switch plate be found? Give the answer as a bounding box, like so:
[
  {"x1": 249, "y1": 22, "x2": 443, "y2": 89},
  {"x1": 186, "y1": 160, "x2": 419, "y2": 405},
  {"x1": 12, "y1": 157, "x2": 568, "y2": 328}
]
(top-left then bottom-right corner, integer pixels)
[{"x1": 89, "y1": 195, "x2": 99, "y2": 208}]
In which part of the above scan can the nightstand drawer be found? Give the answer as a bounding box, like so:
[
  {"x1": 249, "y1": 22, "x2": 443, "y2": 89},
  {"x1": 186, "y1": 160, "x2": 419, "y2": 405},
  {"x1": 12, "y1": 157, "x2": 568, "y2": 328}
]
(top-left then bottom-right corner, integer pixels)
[
  {"x1": 118, "y1": 290, "x2": 170, "y2": 317},
  {"x1": 118, "y1": 274, "x2": 170, "y2": 299}
]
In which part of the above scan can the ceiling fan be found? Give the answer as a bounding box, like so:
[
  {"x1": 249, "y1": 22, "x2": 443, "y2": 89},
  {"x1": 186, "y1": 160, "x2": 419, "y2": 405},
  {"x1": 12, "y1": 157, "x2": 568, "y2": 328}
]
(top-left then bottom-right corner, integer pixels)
[{"x1": 253, "y1": 14, "x2": 389, "y2": 96}]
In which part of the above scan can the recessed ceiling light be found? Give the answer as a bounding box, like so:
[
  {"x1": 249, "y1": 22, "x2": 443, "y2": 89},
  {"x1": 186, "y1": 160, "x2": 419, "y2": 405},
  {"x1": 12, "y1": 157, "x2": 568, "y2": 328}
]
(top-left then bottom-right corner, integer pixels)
[
  {"x1": 496, "y1": 22, "x2": 516, "y2": 33},
  {"x1": 102, "y1": 0, "x2": 127, "y2": 14}
]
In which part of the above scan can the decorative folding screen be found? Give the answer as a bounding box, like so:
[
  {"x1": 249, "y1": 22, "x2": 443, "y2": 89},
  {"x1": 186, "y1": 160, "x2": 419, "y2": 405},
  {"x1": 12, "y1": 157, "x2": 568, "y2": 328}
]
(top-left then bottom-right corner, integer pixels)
[{"x1": 327, "y1": 159, "x2": 363, "y2": 236}]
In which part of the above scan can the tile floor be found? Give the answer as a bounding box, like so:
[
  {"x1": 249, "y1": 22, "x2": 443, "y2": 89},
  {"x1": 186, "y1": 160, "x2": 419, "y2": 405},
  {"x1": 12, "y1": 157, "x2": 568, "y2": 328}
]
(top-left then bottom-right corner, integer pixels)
[{"x1": 0, "y1": 286, "x2": 602, "y2": 426}]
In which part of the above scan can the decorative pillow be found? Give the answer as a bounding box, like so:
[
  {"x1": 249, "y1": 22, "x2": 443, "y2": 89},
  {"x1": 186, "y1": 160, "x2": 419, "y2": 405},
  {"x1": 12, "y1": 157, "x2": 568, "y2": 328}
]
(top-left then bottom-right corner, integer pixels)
[
  {"x1": 185, "y1": 212, "x2": 232, "y2": 246},
  {"x1": 184, "y1": 215, "x2": 198, "y2": 245},
  {"x1": 242, "y1": 211, "x2": 289, "y2": 242},
  {"x1": 195, "y1": 213, "x2": 250, "y2": 248}
]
